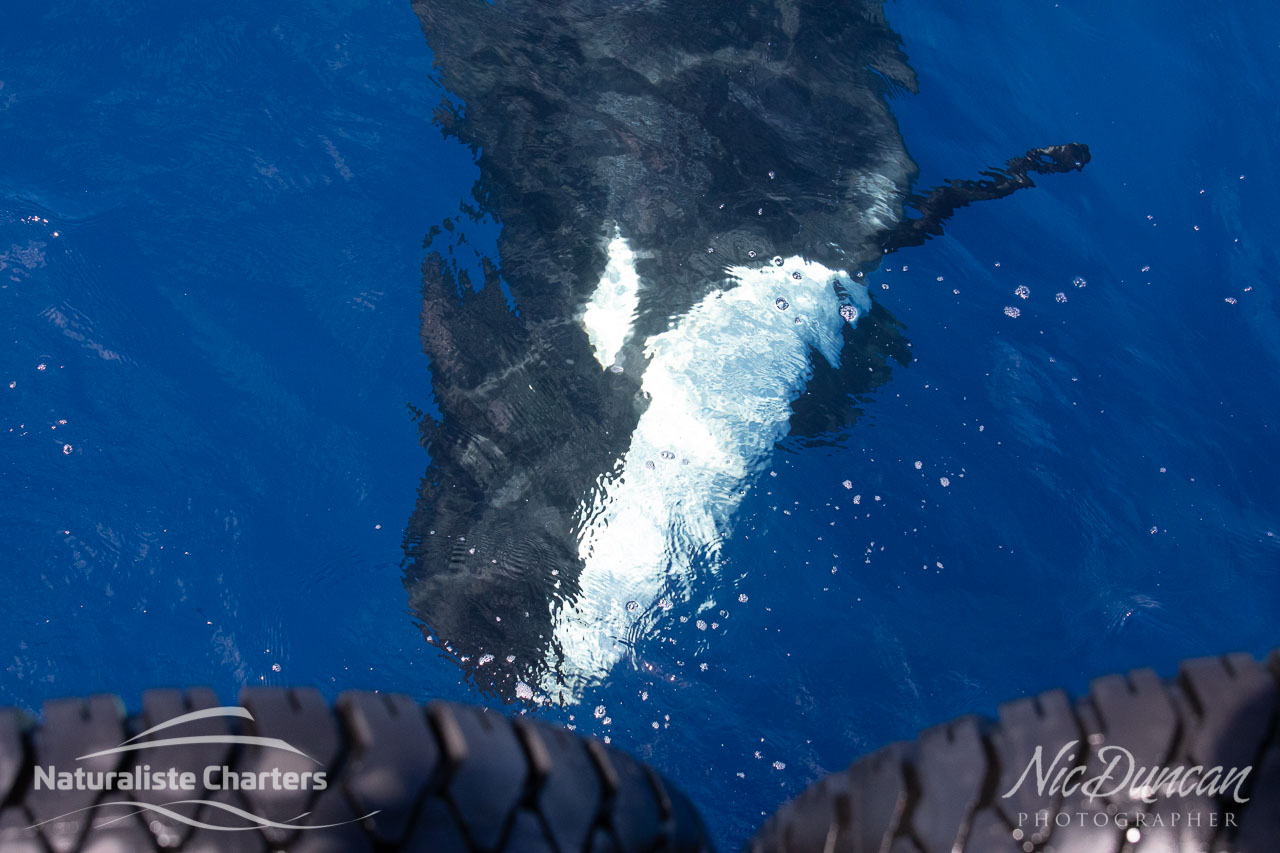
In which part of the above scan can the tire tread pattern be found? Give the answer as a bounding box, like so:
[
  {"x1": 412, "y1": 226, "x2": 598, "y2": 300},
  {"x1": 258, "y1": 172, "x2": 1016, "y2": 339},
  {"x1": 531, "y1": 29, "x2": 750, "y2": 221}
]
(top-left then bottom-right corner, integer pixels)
[
  {"x1": 0, "y1": 690, "x2": 712, "y2": 853},
  {"x1": 748, "y1": 649, "x2": 1280, "y2": 853}
]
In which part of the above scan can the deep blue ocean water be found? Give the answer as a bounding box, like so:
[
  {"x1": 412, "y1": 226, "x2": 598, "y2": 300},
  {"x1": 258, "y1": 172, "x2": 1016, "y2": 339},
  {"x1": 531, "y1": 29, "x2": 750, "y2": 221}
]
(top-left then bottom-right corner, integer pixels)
[{"x1": 2, "y1": 0, "x2": 1277, "y2": 848}]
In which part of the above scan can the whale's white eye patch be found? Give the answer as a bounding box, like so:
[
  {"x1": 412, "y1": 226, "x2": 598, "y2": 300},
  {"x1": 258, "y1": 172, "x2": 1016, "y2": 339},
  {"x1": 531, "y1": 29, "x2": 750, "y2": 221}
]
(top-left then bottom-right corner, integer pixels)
[{"x1": 582, "y1": 230, "x2": 641, "y2": 369}]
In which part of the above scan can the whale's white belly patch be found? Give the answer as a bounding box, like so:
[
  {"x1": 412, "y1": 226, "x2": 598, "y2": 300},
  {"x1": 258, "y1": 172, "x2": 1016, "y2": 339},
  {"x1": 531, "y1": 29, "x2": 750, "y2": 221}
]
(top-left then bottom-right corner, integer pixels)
[{"x1": 542, "y1": 256, "x2": 871, "y2": 701}]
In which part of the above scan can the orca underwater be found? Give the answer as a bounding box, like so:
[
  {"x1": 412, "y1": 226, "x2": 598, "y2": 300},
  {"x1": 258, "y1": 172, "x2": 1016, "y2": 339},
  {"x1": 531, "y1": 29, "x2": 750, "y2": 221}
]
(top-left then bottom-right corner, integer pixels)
[{"x1": 405, "y1": 0, "x2": 1091, "y2": 703}]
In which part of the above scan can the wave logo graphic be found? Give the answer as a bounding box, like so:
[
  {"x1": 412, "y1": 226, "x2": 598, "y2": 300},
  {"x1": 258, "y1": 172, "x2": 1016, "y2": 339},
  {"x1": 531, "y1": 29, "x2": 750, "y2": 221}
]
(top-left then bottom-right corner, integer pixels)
[{"x1": 30, "y1": 705, "x2": 379, "y2": 833}]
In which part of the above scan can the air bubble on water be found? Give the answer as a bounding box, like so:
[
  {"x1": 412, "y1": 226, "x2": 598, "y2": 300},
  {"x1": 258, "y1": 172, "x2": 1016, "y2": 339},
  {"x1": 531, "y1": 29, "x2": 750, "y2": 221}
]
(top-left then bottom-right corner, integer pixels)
[
  {"x1": 940, "y1": 477, "x2": 951, "y2": 487},
  {"x1": 594, "y1": 705, "x2": 606, "y2": 719},
  {"x1": 1225, "y1": 297, "x2": 1237, "y2": 304},
  {"x1": 1073, "y1": 276, "x2": 1087, "y2": 288},
  {"x1": 738, "y1": 593, "x2": 748, "y2": 603},
  {"x1": 913, "y1": 461, "x2": 922, "y2": 470},
  {"x1": 659, "y1": 598, "x2": 673, "y2": 610},
  {"x1": 645, "y1": 460, "x2": 655, "y2": 470},
  {"x1": 7, "y1": 381, "x2": 14, "y2": 389},
  {"x1": 478, "y1": 654, "x2": 494, "y2": 666},
  {"x1": 768, "y1": 170, "x2": 776, "y2": 179},
  {"x1": 660, "y1": 450, "x2": 675, "y2": 460},
  {"x1": 747, "y1": 250, "x2": 756, "y2": 258},
  {"x1": 696, "y1": 619, "x2": 707, "y2": 631},
  {"x1": 842, "y1": 480, "x2": 852, "y2": 489},
  {"x1": 775, "y1": 297, "x2": 789, "y2": 310},
  {"x1": 1055, "y1": 292, "x2": 1067, "y2": 303},
  {"x1": 1003, "y1": 306, "x2": 1021, "y2": 318},
  {"x1": 609, "y1": 364, "x2": 624, "y2": 374},
  {"x1": 772, "y1": 256, "x2": 783, "y2": 266},
  {"x1": 506, "y1": 654, "x2": 516, "y2": 663},
  {"x1": 840, "y1": 305, "x2": 858, "y2": 323},
  {"x1": 852, "y1": 494, "x2": 861, "y2": 504},
  {"x1": 1015, "y1": 285, "x2": 1030, "y2": 299},
  {"x1": 62, "y1": 444, "x2": 72, "y2": 455},
  {"x1": 757, "y1": 208, "x2": 763, "y2": 216},
  {"x1": 772, "y1": 761, "x2": 786, "y2": 770},
  {"x1": 515, "y1": 682, "x2": 533, "y2": 700},
  {"x1": 36, "y1": 363, "x2": 47, "y2": 371},
  {"x1": 626, "y1": 600, "x2": 639, "y2": 612},
  {"x1": 791, "y1": 271, "x2": 802, "y2": 280}
]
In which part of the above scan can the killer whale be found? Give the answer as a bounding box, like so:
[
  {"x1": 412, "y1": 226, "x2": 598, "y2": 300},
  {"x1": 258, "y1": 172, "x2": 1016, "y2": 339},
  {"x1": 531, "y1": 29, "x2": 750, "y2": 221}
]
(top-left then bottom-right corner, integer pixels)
[{"x1": 404, "y1": 0, "x2": 1088, "y2": 702}]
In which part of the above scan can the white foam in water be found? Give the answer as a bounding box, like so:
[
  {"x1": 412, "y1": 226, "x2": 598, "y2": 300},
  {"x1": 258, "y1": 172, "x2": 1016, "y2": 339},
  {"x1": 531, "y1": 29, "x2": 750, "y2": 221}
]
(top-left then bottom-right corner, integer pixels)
[
  {"x1": 542, "y1": 256, "x2": 872, "y2": 701},
  {"x1": 581, "y1": 229, "x2": 642, "y2": 369}
]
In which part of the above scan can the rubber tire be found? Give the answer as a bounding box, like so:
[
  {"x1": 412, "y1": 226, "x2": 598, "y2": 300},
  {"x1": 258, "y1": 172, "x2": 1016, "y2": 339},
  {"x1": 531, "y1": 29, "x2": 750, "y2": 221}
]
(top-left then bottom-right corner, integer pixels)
[
  {"x1": 747, "y1": 649, "x2": 1280, "y2": 853},
  {"x1": 0, "y1": 688, "x2": 712, "y2": 852}
]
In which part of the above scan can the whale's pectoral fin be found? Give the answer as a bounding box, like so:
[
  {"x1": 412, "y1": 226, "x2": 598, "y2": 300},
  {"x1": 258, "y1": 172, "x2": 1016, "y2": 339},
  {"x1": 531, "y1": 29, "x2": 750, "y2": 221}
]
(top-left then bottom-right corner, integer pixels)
[
  {"x1": 787, "y1": 302, "x2": 913, "y2": 445},
  {"x1": 880, "y1": 142, "x2": 1091, "y2": 254}
]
